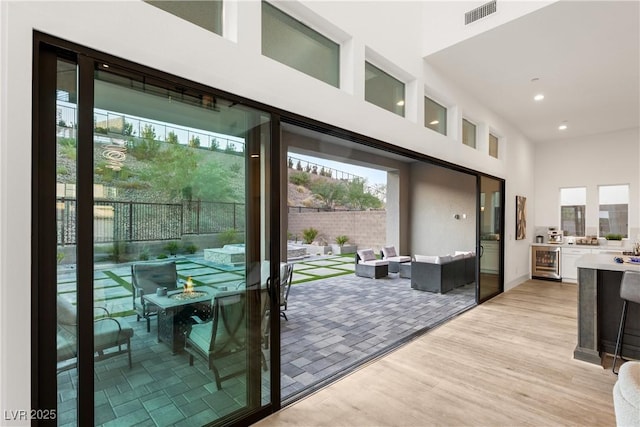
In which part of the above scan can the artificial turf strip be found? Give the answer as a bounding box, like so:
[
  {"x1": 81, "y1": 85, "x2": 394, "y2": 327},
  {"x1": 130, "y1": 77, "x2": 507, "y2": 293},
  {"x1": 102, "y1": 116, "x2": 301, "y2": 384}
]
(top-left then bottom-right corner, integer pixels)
[
  {"x1": 103, "y1": 270, "x2": 133, "y2": 292},
  {"x1": 291, "y1": 269, "x2": 352, "y2": 284}
]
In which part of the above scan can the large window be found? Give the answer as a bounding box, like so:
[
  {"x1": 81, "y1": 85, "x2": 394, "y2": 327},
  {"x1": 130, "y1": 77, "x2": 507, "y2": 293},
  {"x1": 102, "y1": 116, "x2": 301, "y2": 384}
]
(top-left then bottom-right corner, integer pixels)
[
  {"x1": 560, "y1": 187, "x2": 586, "y2": 236},
  {"x1": 424, "y1": 96, "x2": 447, "y2": 135},
  {"x1": 262, "y1": 2, "x2": 340, "y2": 87},
  {"x1": 599, "y1": 184, "x2": 629, "y2": 238},
  {"x1": 365, "y1": 61, "x2": 405, "y2": 117},
  {"x1": 145, "y1": 0, "x2": 223, "y2": 35},
  {"x1": 489, "y1": 133, "x2": 499, "y2": 158},
  {"x1": 462, "y1": 118, "x2": 476, "y2": 148}
]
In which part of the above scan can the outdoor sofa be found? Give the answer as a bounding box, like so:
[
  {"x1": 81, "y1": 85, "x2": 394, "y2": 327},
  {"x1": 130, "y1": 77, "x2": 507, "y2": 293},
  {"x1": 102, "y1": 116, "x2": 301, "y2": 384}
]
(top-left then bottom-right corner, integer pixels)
[{"x1": 410, "y1": 251, "x2": 475, "y2": 293}]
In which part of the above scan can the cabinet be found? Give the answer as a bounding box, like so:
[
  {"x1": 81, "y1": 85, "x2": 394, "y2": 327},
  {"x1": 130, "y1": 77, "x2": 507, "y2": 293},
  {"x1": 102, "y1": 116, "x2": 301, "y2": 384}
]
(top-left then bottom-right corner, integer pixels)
[{"x1": 561, "y1": 247, "x2": 592, "y2": 282}]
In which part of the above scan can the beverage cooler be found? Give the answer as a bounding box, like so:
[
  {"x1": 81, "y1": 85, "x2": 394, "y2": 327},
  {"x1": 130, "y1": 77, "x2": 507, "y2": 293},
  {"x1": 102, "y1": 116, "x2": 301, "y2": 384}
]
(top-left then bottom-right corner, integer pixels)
[{"x1": 531, "y1": 245, "x2": 561, "y2": 280}]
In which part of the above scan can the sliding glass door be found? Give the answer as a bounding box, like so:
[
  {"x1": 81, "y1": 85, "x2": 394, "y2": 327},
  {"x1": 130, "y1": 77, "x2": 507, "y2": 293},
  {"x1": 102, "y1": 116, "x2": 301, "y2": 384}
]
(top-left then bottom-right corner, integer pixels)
[
  {"x1": 36, "y1": 36, "x2": 277, "y2": 426},
  {"x1": 478, "y1": 175, "x2": 504, "y2": 302}
]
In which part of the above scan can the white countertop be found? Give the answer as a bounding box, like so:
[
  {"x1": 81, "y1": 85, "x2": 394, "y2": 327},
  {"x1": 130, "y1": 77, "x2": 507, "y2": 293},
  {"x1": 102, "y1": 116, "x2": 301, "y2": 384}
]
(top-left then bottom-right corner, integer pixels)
[
  {"x1": 531, "y1": 242, "x2": 632, "y2": 251},
  {"x1": 576, "y1": 254, "x2": 640, "y2": 272}
]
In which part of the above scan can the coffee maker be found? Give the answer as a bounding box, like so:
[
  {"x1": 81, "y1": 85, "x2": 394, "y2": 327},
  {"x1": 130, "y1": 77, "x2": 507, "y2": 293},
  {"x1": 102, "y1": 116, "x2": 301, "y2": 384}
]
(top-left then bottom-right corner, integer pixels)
[{"x1": 548, "y1": 228, "x2": 563, "y2": 244}]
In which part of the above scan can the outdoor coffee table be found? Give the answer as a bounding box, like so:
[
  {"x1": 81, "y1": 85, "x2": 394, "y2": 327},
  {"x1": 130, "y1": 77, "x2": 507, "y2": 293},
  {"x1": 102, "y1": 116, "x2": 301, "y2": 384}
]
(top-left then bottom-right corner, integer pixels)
[{"x1": 143, "y1": 286, "x2": 216, "y2": 354}]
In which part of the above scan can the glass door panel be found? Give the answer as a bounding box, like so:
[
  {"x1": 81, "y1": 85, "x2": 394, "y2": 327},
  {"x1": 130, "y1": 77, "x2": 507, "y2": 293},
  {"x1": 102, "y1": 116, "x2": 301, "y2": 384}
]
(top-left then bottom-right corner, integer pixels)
[
  {"x1": 479, "y1": 176, "x2": 503, "y2": 302},
  {"x1": 91, "y1": 66, "x2": 272, "y2": 425},
  {"x1": 56, "y1": 58, "x2": 80, "y2": 423}
]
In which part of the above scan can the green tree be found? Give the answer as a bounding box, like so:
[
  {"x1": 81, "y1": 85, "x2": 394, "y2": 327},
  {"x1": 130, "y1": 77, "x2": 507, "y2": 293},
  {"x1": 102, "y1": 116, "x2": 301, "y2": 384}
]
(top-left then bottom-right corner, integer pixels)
[
  {"x1": 188, "y1": 135, "x2": 201, "y2": 148},
  {"x1": 191, "y1": 157, "x2": 240, "y2": 202},
  {"x1": 166, "y1": 131, "x2": 179, "y2": 144},
  {"x1": 343, "y1": 178, "x2": 383, "y2": 209},
  {"x1": 309, "y1": 179, "x2": 345, "y2": 209},
  {"x1": 141, "y1": 144, "x2": 198, "y2": 199}
]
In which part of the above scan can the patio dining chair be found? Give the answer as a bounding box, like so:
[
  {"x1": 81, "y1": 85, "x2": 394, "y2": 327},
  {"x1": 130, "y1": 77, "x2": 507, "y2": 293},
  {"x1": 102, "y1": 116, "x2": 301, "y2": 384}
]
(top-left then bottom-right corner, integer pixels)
[
  {"x1": 280, "y1": 263, "x2": 294, "y2": 321},
  {"x1": 131, "y1": 261, "x2": 178, "y2": 332},
  {"x1": 56, "y1": 296, "x2": 134, "y2": 373},
  {"x1": 185, "y1": 291, "x2": 247, "y2": 389}
]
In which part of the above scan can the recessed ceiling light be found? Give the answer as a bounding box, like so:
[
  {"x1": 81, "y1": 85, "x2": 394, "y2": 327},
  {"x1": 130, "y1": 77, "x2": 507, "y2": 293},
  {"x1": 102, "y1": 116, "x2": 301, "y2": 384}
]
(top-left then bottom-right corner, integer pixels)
[
  {"x1": 429, "y1": 120, "x2": 439, "y2": 125},
  {"x1": 558, "y1": 124, "x2": 568, "y2": 130},
  {"x1": 534, "y1": 94, "x2": 544, "y2": 101},
  {"x1": 396, "y1": 100, "x2": 405, "y2": 106}
]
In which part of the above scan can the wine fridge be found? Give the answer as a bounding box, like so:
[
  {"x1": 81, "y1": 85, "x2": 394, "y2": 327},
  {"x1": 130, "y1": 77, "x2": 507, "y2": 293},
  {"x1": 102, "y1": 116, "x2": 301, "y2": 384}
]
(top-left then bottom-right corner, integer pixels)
[{"x1": 531, "y1": 245, "x2": 561, "y2": 280}]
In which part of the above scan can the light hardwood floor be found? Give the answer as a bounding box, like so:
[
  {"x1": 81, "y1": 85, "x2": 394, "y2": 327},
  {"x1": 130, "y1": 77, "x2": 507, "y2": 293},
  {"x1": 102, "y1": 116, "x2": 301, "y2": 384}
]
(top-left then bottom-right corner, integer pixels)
[{"x1": 255, "y1": 280, "x2": 618, "y2": 426}]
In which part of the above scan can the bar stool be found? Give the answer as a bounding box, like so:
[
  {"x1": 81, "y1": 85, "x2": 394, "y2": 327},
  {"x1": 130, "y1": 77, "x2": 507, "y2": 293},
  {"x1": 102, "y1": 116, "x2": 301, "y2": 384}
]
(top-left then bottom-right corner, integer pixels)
[{"x1": 613, "y1": 270, "x2": 640, "y2": 374}]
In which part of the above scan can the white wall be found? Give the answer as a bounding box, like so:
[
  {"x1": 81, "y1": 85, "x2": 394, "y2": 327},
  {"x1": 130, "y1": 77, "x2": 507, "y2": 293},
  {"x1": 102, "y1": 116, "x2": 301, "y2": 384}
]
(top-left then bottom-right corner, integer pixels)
[
  {"x1": 409, "y1": 163, "x2": 476, "y2": 256},
  {"x1": 534, "y1": 127, "x2": 640, "y2": 240},
  {"x1": 421, "y1": 0, "x2": 555, "y2": 56},
  {"x1": 1, "y1": 1, "x2": 539, "y2": 416}
]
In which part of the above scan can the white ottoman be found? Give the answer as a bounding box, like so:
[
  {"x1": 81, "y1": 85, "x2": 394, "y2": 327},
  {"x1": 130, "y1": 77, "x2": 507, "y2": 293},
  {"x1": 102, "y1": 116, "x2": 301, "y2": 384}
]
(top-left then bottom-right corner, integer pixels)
[{"x1": 614, "y1": 361, "x2": 640, "y2": 426}]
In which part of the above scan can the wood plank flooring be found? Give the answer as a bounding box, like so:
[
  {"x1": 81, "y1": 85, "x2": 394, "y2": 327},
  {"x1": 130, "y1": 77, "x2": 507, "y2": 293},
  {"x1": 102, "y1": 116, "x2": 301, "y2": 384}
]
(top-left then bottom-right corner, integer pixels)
[{"x1": 255, "y1": 280, "x2": 618, "y2": 426}]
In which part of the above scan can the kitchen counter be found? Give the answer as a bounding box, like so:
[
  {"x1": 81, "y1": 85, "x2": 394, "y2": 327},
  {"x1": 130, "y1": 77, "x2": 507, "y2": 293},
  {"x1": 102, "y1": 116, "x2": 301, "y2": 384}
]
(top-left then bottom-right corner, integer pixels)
[{"x1": 574, "y1": 254, "x2": 640, "y2": 366}]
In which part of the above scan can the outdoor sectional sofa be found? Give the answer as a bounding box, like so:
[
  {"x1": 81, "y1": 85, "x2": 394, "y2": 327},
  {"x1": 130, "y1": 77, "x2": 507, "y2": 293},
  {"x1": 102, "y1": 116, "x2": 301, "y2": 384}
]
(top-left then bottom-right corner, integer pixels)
[{"x1": 410, "y1": 251, "x2": 475, "y2": 294}]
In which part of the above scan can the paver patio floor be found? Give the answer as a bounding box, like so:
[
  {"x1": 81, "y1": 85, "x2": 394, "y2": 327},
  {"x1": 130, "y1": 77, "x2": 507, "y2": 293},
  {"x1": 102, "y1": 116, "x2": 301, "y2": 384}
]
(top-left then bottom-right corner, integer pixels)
[{"x1": 56, "y1": 255, "x2": 476, "y2": 425}]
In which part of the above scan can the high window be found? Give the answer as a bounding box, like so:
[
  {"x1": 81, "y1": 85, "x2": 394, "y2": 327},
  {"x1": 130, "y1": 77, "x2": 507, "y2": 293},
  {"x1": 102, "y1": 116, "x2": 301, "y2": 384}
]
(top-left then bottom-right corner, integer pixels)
[
  {"x1": 262, "y1": 2, "x2": 340, "y2": 88},
  {"x1": 560, "y1": 187, "x2": 586, "y2": 236},
  {"x1": 462, "y1": 118, "x2": 476, "y2": 148},
  {"x1": 365, "y1": 61, "x2": 405, "y2": 117},
  {"x1": 424, "y1": 96, "x2": 447, "y2": 135},
  {"x1": 489, "y1": 133, "x2": 499, "y2": 158},
  {"x1": 145, "y1": 0, "x2": 223, "y2": 35},
  {"x1": 599, "y1": 184, "x2": 629, "y2": 238}
]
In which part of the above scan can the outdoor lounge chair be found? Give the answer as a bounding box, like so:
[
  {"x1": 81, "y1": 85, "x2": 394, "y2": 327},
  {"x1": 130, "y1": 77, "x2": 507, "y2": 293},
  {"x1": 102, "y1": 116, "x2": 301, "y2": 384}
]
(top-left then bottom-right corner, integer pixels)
[
  {"x1": 355, "y1": 249, "x2": 388, "y2": 279},
  {"x1": 185, "y1": 291, "x2": 246, "y2": 389},
  {"x1": 131, "y1": 261, "x2": 178, "y2": 332},
  {"x1": 380, "y1": 245, "x2": 411, "y2": 273},
  {"x1": 56, "y1": 296, "x2": 134, "y2": 373}
]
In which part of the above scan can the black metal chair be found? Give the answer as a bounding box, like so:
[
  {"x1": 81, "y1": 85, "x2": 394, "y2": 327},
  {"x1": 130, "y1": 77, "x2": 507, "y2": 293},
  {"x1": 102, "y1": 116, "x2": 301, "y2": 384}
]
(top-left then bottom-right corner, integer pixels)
[
  {"x1": 131, "y1": 261, "x2": 178, "y2": 332},
  {"x1": 185, "y1": 291, "x2": 246, "y2": 389},
  {"x1": 613, "y1": 270, "x2": 640, "y2": 374}
]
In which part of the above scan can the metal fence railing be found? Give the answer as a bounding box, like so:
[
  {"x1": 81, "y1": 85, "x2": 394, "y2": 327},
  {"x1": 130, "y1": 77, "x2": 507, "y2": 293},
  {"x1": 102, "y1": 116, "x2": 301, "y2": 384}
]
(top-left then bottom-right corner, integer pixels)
[{"x1": 56, "y1": 198, "x2": 245, "y2": 245}]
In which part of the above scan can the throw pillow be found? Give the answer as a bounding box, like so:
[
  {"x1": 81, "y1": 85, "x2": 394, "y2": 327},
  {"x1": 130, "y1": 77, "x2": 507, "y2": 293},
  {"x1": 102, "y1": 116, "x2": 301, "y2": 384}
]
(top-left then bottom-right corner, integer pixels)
[
  {"x1": 357, "y1": 249, "x2": 376, "y2": 262},
  {"x1": 382, "y1": 245, "x2": 397, "y2": 258}
]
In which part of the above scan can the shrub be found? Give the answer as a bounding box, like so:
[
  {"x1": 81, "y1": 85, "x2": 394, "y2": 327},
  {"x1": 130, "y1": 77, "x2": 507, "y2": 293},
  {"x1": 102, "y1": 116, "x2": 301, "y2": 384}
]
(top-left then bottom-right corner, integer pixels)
[
  {"x1": 188, "y1": 135, "x2": 201, "y2": 148},
  {"x1": 157, "y1": 253, "x2": 168, "y2": 260},
  {"x1": 335, "y1": 235, "x2": 350, "y2": 246},
  {"x1": 302, "y1": 227, "x2": 319, "y2": 244},
  {"x1": 218, "y1": 228, "x2": 239, "y2": 246},
  {"x1": 166, "y1": 131, "x2": 179, "y2": 144},
  {"x1": 289, "y1": 171, "x2": 311, "y2": 186},
  {"x1": 164, "y1": 241, "x2": 180, "y2": 255},
  {"x1": 605, "y1": 233, "x2": 623, "y2": 240},
  {"x1": 108, "y1": 241, "x2": 128, "y2": 263},
  {"x1": 184, "y1": 243, "x2": 198, "y2": 254},
  {"x1": 138, "y1": 247, "x2": 150, "y2": 261}
]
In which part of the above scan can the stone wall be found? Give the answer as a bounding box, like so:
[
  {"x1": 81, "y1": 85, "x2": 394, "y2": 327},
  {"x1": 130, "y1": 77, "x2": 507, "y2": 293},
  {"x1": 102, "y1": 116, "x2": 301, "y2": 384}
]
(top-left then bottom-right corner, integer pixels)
[{"x1": 288, "y1": 210, "x2": 387, "y2": 251}]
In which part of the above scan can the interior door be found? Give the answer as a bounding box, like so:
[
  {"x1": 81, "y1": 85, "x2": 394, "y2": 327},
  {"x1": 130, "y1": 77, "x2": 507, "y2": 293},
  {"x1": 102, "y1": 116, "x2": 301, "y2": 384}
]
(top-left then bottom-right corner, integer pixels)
[{"x1": 478, "y1": 175, "x2": 504, "y2": 302}]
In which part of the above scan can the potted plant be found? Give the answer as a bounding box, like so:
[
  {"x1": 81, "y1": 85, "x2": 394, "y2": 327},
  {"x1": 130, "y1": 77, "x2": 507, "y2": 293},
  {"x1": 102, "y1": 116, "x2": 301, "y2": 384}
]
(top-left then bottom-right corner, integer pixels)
[
  {"x1": 605, "y1": 233, "x2": 624, "y2": 246},
  {"x1": 331, "y1": 235, "x2": 357, "y2": 255}
]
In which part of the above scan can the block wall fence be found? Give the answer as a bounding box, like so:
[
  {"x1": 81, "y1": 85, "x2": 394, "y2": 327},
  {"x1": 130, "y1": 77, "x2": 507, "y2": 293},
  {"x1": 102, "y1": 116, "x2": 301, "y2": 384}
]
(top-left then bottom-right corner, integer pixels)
[{"x1": 287, "y1": 210, "x2": 387, "y2": 251}]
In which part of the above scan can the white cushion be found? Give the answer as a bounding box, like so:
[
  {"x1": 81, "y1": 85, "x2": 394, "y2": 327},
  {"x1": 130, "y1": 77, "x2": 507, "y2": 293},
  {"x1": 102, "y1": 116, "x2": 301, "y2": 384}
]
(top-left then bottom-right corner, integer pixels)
[
  {"x1": 414, "y1": 255, "x2": 439, "y2": 263},
  {"x1": 382, "y1": 245, "x2": 397, "y2": 258},
  {"x1": 452, "y1": 254, "x2": 465, "y2": 261},
  {"x1": 438, "y1": 255, "x2": 452, "y2": 264},
  {"x1": 614, "y1": 361, "x2": 640, "y2": 427},
  {"x1": 357, "y1": 249, "x2": 376, "y2": 262},
  {"x1": 359, "y1": 259, "x2": 389, "y2": 266},
  {"x1": 387, "y1": 255, "x2": 411, "y2": 263}
]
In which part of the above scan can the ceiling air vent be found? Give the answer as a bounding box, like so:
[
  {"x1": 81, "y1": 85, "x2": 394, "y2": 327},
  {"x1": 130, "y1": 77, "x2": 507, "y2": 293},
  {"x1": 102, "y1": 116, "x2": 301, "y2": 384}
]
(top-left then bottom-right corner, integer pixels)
[{"x1": 465, "y1": 0, "x2": 497, "y2": 25}]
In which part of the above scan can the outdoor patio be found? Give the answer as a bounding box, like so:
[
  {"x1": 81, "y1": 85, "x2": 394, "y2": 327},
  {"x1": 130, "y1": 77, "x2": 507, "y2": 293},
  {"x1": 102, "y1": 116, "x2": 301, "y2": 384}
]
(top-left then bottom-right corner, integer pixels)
[{"x1": 56, "y1": 254, "x2": 476, "y2": 426}]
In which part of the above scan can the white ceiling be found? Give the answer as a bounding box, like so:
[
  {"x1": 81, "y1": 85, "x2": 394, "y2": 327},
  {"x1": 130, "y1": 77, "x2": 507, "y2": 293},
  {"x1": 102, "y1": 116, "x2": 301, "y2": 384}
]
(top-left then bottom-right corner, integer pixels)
[{"x1": 425, "y1": 1, "x2": 640, "y2": 143}]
